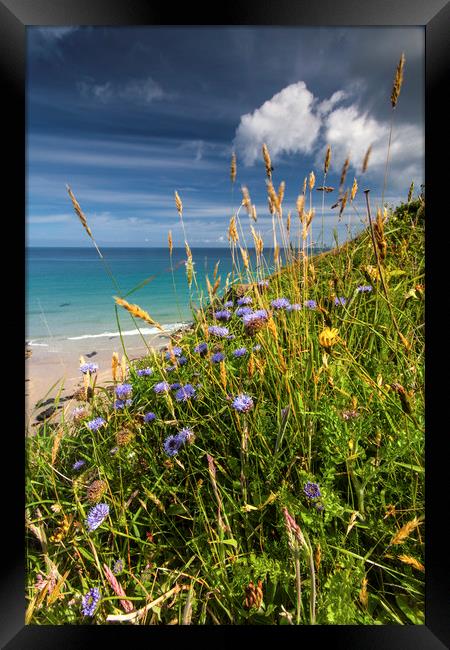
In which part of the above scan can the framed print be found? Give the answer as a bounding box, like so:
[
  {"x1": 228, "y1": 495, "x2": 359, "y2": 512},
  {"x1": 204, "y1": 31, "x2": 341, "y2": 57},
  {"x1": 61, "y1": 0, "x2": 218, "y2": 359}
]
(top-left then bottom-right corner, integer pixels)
[{"x1": 1, "y1": 0, "x2": 448, "y2": 647}]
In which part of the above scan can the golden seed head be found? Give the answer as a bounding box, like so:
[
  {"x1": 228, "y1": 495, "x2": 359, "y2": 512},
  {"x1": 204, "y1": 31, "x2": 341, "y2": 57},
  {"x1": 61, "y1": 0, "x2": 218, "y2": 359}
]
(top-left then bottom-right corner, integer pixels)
[
  {"x1": 240, "y1": 246, "x2": 249, "y2": 269},
  {"x1": 111, "y1": 352, "x2": 119, "y2": 382},
  {"x1": 309, "y1": 171, "x2": 315, "y2": 191},
  {"x1": 67, "y1": 185, "x2": 93, "y2": 239},
  {"x1": 286, "y1": 211, "x2": 291, "y2": 235},
  {"x1": 398, "y1": 554, "x2": 425, "y2": 572},
  {"x1": 362, "y1": 145, "x2": 372, "y2": 173},
  {"x1": 228, "y1": 215, "x2": 239, "y2": 243},
  {"x1": 339, "y1": 157, "x2": 350, "y2": 191},
  {"x1": 251, "y1": 204, "x2": 257, "y2": 222},
  {"x1": 277, "y1": 181, "x2": 285, "y2": 206},
  {"x1": 230, "y1": 152, "x2": 237, "y2": 183},
  {"x1": 262, "y1": 143, "x2": 272, "y2": 180},
  {"x1": 174, "y1": 191, "x2": 183, "y2": 217},
  {"x1": 407, "y1": 181, "x2": 414, "y2": 203},
  {"x1": 339, "y1": 190, "x2": 349, "y2": 220},
  {"x1": 391, "y1": 517, "x2": 422, "y2": 545},
  {"x1": 391, "y1": 52, "x2": 406, "y2": 108},
  {"x1": 319, "y1": 327, "x2": 339, "y2": 348},
  {"x1": 168, "y1": 230, "x2": 173, "y2": 255},
  {"x1": 296, "y1": 194, "x2": 305, "y2": 220},
  {"x1": 241, "y1": 186, "x2": 252, "y2": 215},
  {"x1": 324, "y1": 145, "x2": 331, "y2": 174},
  {"x1": 302, "y1": 177, "x2": 307, "y2": 194},
  {"x1": 350, "y1": 178, "x2": 358, "y2": 202},
  {"x1": 114, "y1": 296, "x2": 164, "y2": 331},
  {"x1": 359, "y1": 577, "x2": 369, "y2": 609}
]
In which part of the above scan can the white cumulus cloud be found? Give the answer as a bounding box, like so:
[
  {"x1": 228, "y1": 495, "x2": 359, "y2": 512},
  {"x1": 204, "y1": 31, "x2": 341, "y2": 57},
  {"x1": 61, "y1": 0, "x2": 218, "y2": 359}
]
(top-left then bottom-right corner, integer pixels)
[{"x1": 234, "y1": 82, "x2": 323, "y2": 165}]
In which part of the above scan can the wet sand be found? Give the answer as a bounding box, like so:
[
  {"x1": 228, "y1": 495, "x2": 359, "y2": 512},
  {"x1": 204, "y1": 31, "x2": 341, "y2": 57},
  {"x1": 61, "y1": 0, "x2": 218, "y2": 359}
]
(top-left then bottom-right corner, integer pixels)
[{"x1": 25, "y1": 332, "x2": 173, "y2": 431}]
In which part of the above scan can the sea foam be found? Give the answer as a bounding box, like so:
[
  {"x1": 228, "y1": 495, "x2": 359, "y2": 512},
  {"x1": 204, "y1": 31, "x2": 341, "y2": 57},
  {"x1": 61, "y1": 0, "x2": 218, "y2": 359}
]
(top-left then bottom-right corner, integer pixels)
[{"x1": 67, "y1": 323, "x2": 189, "y2": 341}]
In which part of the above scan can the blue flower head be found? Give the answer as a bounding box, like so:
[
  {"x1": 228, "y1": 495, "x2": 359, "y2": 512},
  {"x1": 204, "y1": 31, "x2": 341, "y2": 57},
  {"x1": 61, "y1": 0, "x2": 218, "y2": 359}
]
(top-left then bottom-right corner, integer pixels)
[
  {"x1": 271, "y1": 297, "x2": 291, "y2": 309},
  {"x1": 115, "y1": 383, "x2": 132, "y2": 400},
  {"x1": 231, "y1": 394, "x2": 254, "y2": 413},
  {"x1": 137, "y1": 367, "x2": 153, "y2": 377},
  {"x1": 214, "y1": 309, "x2": 232, "y2": 321},
  {"x1": 163, "y1": 434, "x2": 183, "y2": 457},
  {"x1": 86, "y1": 417, "x2": 106, "y2": 431},
  {"x1": 237, "y1": 296, "x2": 253, "y2": 306},
  {"x1": 154, "y1": 381, "x2": 170, "y2": 394},
  {"x1": 211, "y1": 352, "x2": 225, "y2": 363},
  {"x1": 175, "y1": 384, "x2": 197, "y2": 402},
  {"x1": 81, "y1": 587, "x2": 101, "y2": 617},
  {"x1": 233, "y1": 347, "x2": 247, "y2": 357},
  {"x1": 208, "y1": 326, "x2": 229, "y2": 338},
  {"x1": 86, "y1": 503, "x2": 109, "y2": 532},
  {"x1": 144, "y1": 412, "x2": 156, "y2": 423},
  {"x1": 80, "y1": 362, "x2": 99, "y2": 374},
  {"x1": 194, "y1": 342, "x2": 208, "y2": 355},
  {"x1": 303, "y1": 481, "x2": 321, "y2": 499}
]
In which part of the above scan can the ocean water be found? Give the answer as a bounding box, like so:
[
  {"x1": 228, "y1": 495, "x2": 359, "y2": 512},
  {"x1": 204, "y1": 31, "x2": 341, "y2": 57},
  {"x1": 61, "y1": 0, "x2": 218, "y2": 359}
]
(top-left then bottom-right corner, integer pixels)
[{"x1": 25, "y1": 247, "x2": 285, "y2": 345}]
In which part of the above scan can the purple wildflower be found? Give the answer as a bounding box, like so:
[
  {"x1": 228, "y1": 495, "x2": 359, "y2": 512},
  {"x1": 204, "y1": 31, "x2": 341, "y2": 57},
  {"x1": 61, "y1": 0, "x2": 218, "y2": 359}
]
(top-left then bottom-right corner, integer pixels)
[
  {"x1": 233, "y1": 347, "x2": 247, "y2": 357},
  {"x1": 253, "y1": 344, "x2": 261, "y2": 351},
  {"x1": 242, "y1": 309, "x2": 268, "y2": 326},
  {"x1": 208, "y1": 325, "x2": 229, "y2": 338},
  {"x1": 211, "y1": 352, "x2": 225, "y2": 363},
  {"x1": 236, "y1": 306, "x2": 253, "y2": 317},
  {"x1": 357, "y1": 285, "x2": 373, "y2": 293},
  {"x1": 224, "y1": 300, "x2": 234, "y2": 308},
  {"x1": 154, "y1": 381, "x2": 170, "y2": 394},
  {"x1": 165, "y1": 365, "x2": 177, "y2": 372},
  {"x1": 113, "y1": 399, "x2": 132, "y2": 410},
  {"x1": 175, "y1": 384, "x2": 197, "y2": 402},
  {"x1": 80, "y1": 362, "x2": 99, "y2": 374},
  {"x1": 304, "y1": 300, "x2": 317, "y2": 310},
  {"x1": 177, "y1": 356, "x2": 188, "y2": 366},
  {"x1": 72, "y1": 459, "x2": 85, "y2": 471},
  {"x1": 237, "y1": 296, "x2": 253, "y2": 306},
  {"x1": 163, "y1": 434, "x2": 183, "y2": 457},
  {"x1": 81, "y1": 587, "x2": 101, "y2": 617},
  {"x1": 258, "y1": 280, "x2": 270, "y2": 289},
  {"x1": 115, "y1": 383, "x2": 132, "y2": 400},
  {"x1": 334, "y1": 296, "x2": 347, "y2": 306},
  {"x1": 271, "y1": 297, "x2": 291, "y2": 309},
  {"x1": 303, "y1": 481, "x2": 321, "y2": 499},
  {"x1": 86, "y1": 417, "x2": 106, "y2": 431},
  {"x1": 137, "y1": 367, "x2": 153, "y2": 377},
  {"x1": 214, "y1": 309, "x2": 232, "y2": 321},
  {"x1": 231, "y1": 394, "x2": 254, "y2": 413},
  {"x1": 165, "y1": 346, "x2": 183, "y2": 360},
  {"x1": 86, "y1": 503, "x2": 109, "y2": 532},
  {"x1": 170, "y1": 382, "x2": 182, "y2": 390},
  {"x1": 72, "y1": 406, "x2": 87, "y2": 420},
  {"x1": 194, "y1": 342, "x2": 208, "y2": 355},
  {"x1": 144, "y1": 412, "x2": 156, "y2": 423},
  {"x1": 112, "y1": 559, "x2": 124, "y2": 575},
  {"x1": 177, "y1": 427, "x2": 194, "y2": 444}
]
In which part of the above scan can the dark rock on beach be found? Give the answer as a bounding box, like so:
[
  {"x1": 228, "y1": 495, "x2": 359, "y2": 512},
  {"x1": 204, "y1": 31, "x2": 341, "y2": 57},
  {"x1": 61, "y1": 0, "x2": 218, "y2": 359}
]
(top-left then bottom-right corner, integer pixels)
[
  {"x1": 35, "y1": 406, "x2": 56, "y2": 422},
  {"x1": 86, "y1": 351, "x2": 98, "y2": 358}
]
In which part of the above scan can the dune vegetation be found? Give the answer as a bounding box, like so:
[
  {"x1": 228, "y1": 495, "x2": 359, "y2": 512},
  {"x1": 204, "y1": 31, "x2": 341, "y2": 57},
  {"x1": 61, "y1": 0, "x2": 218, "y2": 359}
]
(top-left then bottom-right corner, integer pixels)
[{"x1": 26, "y1": 54, "x2": 425, "y2": 625}]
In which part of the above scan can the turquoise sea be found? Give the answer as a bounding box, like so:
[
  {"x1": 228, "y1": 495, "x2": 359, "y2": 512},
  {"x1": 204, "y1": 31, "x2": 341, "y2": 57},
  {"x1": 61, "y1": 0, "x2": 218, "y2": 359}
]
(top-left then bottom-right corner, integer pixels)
[{"x1": 25, "y1": 247, "x2": 291, "y2": 346}]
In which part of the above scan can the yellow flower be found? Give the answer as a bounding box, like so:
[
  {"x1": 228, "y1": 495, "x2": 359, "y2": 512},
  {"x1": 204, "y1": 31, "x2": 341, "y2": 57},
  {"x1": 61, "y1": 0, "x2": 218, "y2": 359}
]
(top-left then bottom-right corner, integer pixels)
[{"x1": 319, "y1": 327, "x2": 339, "y2": 348}]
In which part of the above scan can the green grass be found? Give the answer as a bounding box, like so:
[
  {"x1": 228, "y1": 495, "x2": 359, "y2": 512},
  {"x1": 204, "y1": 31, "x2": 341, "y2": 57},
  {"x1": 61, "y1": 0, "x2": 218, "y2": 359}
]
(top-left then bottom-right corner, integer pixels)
[{"x1": 26, "y1": 185, "x2": 424, "y2": 625}]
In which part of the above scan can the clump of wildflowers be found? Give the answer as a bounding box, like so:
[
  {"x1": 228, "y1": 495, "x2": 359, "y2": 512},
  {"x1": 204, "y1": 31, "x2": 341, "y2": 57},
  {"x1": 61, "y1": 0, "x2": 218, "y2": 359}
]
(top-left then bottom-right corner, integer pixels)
[
  {"x1": 175, "y1": 384, "x2": 197, "y2": 402},
  {"x1": 304, "y1": 481, "x2": 321, "y2": 499},
  {"x1": 80, "y1": 362, "x2": 99, "y2": 374},
  {"x1": 194, "y1": 342, "x2": 208, "y2": 355},
  {"x1": 85, "y1": 503, "x2": 109, "y2": 532},
  {"x1": 271, "y1": 297, "x2": 291, "y2": 309},
  {"x1": 137, "y1": 367, "x2": 153, "y2": 377},
  {"x1": 233, "y1": 347, "x2": 247, "y2": 357},
  {"x1": 208, "y1": 326, "x2": 229, "y2": 338},
  {"x1": 170, "y1": 382, "x2": 182, "y2": 390},
  {"x1": 177, "y1": 427, "x2": 194, "y2": 444},
  {"x1": 86, "y1": 417, "x2": 106, "y2": 431},
  {"x1": 163, "y1": 434, "x2": 183, "y2": 457},
  {"x1": 214, "y1": 309, "x2": 232, "y2": 321},
  {"x1": 224, "y1": 300, "x2": 234, "y2": 308},
  {"x1": 231, "y1": 394, "x2": 254, "y2": 413},
  {"x1": 113, "y1": 399, "x2": 132, "y2": 410},
  {"x1": 165, "y1": 346, "x2": 183, "y2": 360},
  {"x1": 242, "y1": 309, "x2": 268, "y2": 333},
  {"x1": 304, "y1": 300, "x2": 317, "y2": 309},
  {"x1": 115, "y1": 384, "x2": 132, "y2": 400},
  {"x1": 154, "y1": 381, "x2": 170, "y2": 394},
  {"x1": 334, "y1": 296, "x2": 347, "y2": 306},
  {"x1": 236, "y1": 306, "x2": 253, "y2": 317},
  {"x1": 357, "y1": 285, "x2": 373, "y2": 293},
  {"x1": 81, "y1": 587, "x2": 101, "y2": 616},
  {"x1": 237, "y1": 296, "x2": 253, "y2": 306},
  {"x1": 211, "y1": 352, "x2": 225, "y2": 363}
]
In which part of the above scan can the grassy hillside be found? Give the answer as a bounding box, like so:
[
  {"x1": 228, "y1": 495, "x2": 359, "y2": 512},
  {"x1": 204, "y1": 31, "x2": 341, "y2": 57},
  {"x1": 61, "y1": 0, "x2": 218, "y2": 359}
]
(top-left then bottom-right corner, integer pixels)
[{"x1": 26, "y1": 188, "x2": 425, "y2": 625}]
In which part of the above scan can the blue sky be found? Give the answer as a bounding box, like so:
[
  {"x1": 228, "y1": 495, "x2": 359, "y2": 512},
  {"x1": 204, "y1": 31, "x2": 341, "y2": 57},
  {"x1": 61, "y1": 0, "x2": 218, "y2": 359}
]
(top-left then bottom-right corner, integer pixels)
[{"x1": 26, "y1": 26, "x2": 424, "y2": 247}]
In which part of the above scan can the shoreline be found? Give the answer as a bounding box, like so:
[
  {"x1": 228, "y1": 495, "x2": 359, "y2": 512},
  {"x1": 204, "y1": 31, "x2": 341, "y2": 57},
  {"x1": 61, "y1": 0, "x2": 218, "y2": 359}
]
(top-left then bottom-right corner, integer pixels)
[{"x1": 25, "y1": 330, "x2": 184, "y2": 430}]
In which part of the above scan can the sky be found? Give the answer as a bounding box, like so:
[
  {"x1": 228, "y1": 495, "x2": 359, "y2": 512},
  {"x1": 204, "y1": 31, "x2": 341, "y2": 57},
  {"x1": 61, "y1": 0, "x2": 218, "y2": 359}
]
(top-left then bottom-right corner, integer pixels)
[{"x1": 26, "y1": 26, "x2": 424, "y2": 247}]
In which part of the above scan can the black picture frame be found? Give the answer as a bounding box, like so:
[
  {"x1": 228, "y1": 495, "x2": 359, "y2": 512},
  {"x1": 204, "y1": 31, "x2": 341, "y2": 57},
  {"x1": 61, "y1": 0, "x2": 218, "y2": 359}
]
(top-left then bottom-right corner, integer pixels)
[{"x1": 4, "y1": 0, "x2": 449, "y2": 647}]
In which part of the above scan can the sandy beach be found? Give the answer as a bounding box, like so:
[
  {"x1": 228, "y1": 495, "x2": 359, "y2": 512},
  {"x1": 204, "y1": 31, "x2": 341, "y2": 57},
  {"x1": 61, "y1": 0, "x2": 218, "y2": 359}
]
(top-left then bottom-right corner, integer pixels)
[{"x1": 25, "y1": 331, "x2": 173, "y2": 431}]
